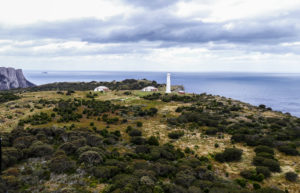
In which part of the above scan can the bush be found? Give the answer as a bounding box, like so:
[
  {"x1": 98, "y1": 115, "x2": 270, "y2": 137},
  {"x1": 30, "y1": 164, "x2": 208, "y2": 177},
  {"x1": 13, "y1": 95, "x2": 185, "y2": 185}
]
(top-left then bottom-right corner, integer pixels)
[
  {"x1": 49, "y1": 155, "x2": 76, "y2": 174},
  {"x1": 136, "y1": 121, "x2": 143, "y2": 127},
  {"x1": 253, "y1": 156, "x2": 281, "y2": 172},
  {"x1": 278, "y1": 145, "x2": 299, "y2": 156},
  {"x1": 285, "y1": 172, "x2": 298, "y2": 182},
  {"x1": 130, "y1": 137, "x2": 146, "y2": 145},
  {"x1": 256, "y1": 152, "x2": 274, "y2": 159},
  {"x1": 28, "y1": 141, "x2": 53, "y2": 157},
  {"x1": 253, "y1": 183, "x2": 261, "y2": 190},
  {"x1": 2, "y1": 147, "x2": 21, "y2": 169},
  {"x1": 168, "y1": 131, "x2": 184, "y2": 139},
  {"x1": 205, "y1": 128, "x2": 218, "y2": 135},
  {"x1": 240, "y1": 170, "x2": 264, "y2": 182},
  {"x1": 147, "y1": 136, "x2": 159, "y2": 146},
  {"x1": 0, "y1": 93, "x2": 20, "y2": 103},
  {"x1": 126, "y1": 126, "x2": 133, "y2": 133},
  {"x1": 175, "y1": 170, "x2": 196, "y2": 187},
  {"x1": 59, "y1": 142, "x2": 76, "y2": 155},
  {"x1": 129, "y1": 129, "x2": 142, "y2": 137},
  {"x1": 79, "y1": 151, "x2": 103, "y2": 165},
  {"x1": 93, "y1": 166, "x2": 120, "y2": 180},
  {"x1": 13, "y1": 136, "x2": 35, "y2": 149},
  {"x1": 254, "y1": 146, "x2": 274, "y2": 155},
  {"x1": 215, "y1": 148, "x2": 243, "y2": 162},
  {"x1": 256, "y1": 166, "x2": 271, "y2": 178},
  {"x1": 135, "y1": 145, "x2": 151, "y2": 154},
  {"x1": 235, "y1": 178, "x2": 247, "y2": 188},
  {"x1": 86, "y1": 134, "x2": 103, "y2": 147}
]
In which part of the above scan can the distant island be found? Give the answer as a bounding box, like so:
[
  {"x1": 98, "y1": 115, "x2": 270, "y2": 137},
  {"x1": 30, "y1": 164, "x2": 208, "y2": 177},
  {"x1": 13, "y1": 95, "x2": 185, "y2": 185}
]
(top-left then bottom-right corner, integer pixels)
[{"x1": 0, "y1": 81, "x2": 299, "y2": 193}]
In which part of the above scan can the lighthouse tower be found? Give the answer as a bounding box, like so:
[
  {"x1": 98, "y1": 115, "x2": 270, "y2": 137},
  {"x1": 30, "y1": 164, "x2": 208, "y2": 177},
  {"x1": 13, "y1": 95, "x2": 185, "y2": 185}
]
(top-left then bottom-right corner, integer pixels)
[{"x1": 166, "y1": 73, "x2": 171, "y2": 93}]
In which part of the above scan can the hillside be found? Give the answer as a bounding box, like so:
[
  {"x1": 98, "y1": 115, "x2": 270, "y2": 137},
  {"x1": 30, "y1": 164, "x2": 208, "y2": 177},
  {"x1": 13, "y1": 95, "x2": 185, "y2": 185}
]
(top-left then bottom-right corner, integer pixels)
[{"x1": 0, "y1": 89, "x2": 299, "y2": 193}]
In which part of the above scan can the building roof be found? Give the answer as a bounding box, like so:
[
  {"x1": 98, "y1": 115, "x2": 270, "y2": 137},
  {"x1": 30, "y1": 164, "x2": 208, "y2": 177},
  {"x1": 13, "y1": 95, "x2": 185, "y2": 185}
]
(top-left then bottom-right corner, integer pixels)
[
  {"x1": 95, "y1": 86, "x2": 108, "y2": 89},
  {"x1": 94, "y1": 86, "x2": 109, "y2": 91},
  {"x1": 143, "y1": 86, "x2": 157, "y2": 89}
]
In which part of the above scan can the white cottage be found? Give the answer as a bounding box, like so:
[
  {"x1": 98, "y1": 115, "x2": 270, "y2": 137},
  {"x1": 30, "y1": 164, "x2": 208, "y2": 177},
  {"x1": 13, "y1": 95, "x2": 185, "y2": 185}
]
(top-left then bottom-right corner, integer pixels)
[
  {"x1": 94, "y1": 86, "x2": 109, "y2": 92},
  {"x1": 142, "y1": 86, "x2": 158, "y2": 92}
]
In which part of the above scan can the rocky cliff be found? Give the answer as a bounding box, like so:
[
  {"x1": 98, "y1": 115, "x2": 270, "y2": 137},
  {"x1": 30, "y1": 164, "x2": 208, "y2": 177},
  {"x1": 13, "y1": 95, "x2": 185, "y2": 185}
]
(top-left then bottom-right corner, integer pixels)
[{"x1": 0, "y1": 67, "x2": 35, "y2": 90}]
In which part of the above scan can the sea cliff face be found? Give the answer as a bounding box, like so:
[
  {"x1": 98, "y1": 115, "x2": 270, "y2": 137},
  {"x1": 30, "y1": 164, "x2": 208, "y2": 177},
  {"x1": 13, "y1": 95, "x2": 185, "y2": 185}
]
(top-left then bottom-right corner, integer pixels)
[{"x1": 0, "y1": 67, "x2": 35, "y2": 90}]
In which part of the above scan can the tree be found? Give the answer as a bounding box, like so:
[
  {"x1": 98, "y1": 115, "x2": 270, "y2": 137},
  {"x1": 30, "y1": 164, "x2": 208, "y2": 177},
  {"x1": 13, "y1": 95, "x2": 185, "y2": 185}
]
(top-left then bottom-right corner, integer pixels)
[{"x1": 79, "y1": 151, "x2": 103, "y2": 165}]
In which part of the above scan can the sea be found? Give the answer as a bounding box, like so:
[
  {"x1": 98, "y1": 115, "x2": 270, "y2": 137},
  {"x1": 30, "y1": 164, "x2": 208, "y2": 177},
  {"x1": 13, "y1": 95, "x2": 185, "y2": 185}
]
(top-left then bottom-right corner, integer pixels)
[{"x1": 24, "y1": 71, "x2": 300, "y2": 117}]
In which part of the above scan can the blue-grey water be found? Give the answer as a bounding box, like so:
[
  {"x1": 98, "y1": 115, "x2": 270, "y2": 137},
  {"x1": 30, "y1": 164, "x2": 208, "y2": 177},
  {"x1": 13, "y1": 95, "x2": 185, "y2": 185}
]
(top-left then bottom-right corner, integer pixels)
[{"x1": 24, "y1": 71, "x2": 300, "y2": 117}]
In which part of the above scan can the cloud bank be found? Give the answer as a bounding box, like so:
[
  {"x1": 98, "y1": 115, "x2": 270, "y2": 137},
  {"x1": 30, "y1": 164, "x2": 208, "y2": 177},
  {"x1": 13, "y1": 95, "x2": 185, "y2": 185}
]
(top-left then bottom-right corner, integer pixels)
[{"x1": 0, "y1": 0, "x2": 300, "y2": 72}]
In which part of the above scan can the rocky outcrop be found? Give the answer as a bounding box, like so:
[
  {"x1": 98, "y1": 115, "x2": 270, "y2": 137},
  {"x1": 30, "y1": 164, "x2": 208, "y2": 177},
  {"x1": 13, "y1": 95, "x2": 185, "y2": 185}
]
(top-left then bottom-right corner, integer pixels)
[{"x1": 0, "y1": 67, "x2": 35, "y2": 90}]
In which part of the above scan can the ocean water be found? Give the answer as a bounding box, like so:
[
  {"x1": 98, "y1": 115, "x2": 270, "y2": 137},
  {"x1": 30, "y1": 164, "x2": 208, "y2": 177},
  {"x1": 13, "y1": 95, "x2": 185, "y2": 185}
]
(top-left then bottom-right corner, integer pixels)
[{"x1": 24, "y1": 71, "x2": 300, "y2": 117}]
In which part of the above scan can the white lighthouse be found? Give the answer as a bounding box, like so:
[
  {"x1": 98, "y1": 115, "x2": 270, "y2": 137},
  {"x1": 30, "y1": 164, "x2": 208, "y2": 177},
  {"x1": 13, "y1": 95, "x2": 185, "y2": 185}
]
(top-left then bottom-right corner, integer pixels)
[{"x1": 166, "y1": 73, "x2": 171, "y2": 93}]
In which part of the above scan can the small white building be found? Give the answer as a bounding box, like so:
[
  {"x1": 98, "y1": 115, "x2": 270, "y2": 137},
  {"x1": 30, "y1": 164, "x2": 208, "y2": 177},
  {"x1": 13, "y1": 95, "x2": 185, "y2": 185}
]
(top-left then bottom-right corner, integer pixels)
[
  {"x1": 142, "y1": 86, "x2": 158, "y2": 92},
  {"x1": 94, "y1": 86, "x2": 109, "y2": 92}
]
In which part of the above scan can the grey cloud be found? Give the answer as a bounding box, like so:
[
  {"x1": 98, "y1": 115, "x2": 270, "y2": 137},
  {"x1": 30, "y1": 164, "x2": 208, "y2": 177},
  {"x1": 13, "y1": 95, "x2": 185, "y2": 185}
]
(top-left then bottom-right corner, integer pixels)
[
  {"x1": 0, "y1": 9, "x2": 300, "y2": 55},
  {"x1": 122, "y1": 0, "x2": 181, "y2": 9}
]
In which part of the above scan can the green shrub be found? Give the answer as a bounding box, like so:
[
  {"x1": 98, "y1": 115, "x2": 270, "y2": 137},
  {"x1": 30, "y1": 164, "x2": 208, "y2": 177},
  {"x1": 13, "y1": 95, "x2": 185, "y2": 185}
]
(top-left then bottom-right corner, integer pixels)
[
  {"x1": 175, "y1": 170, "x2": 196, "y2": 187},
  {"x1": 256, "y1": 152, "x2": 274, "y2": 159},
  {"x1": 130, "y1": 137, "x2": 146, "y2": 145},
  {"x1": 215, "y1": 148, "x2": 243, "y2": 162},
  {"x1": 147, "y1": 136, "x2": 159, "y2": 146},
  {"x1": 136, "y1": 121, "x2": 143, "y2": 127},
  {"x1": 93, "y1": 166, "x2": 120, "y2": 180},
  {"x1": 254, "y1": 146, "x2": 274, "y2": 155},
  {"x1": 256, "y1": 166, "x2": 271, "y2": 178},
  {"x1": 253, "y1": 156, "x2": 280, "y2": 172},
  {"x1": 129, "y1": 129, "x2": 142, "y2": 137},
  {"x1": 285, "y1": 172, "x2": 298, "y2": 182},
  {"x1": 278, "y1": 145, "x2": 299, "y2": 156},
  {"x1": 28, "y1": 141, "x2": 53, "y2": 157},
  {"x1": 240, "y1": 170, "x2": 264, "y2": 182},
  {"x1": 253, "y1": 183, "x2": 261, "y2": 190},
  {"x1": 135, "y1": 145, "x2": 151, "y2": 154},
  {"x1": 13, "y1": 136, "x2": 35, "y2": 149},
  {"x1": 2, "y1": 147, "x2": 20, "y2": 169},
  {"x1": 126, "y1": 126, "x2": 133, "y2": 133},
  {"x1": 86, "y1": 134, "x2": 103, "y2": 147},
  {"x1": 205, "y1": 127, "x2": 218, "y2": 135},
  {"x1": 59, "y1": 142, "x2": 76, "y2": 155},
  {"x1": 235, "y1": 178, "x2": 247, "y2": 188},
  {"x1": 0, "y1": 93, "x2": 20, "y2": 103},
  {"x1": 49, "y1": 155, "x2": 76, "y2": 174},
  {"x1": 79, "y1": 151, "x2": 103, "y2": 165},
  {"x1": 168, "y1": 131, "x2": 184, "y2": 139}
]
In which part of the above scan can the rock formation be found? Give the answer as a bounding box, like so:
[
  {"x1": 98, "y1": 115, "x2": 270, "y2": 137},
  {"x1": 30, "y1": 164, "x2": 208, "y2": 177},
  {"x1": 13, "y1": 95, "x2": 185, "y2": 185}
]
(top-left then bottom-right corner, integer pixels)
[{"x1": 0, "y1": 67, "x2": 35, "y2": 90}]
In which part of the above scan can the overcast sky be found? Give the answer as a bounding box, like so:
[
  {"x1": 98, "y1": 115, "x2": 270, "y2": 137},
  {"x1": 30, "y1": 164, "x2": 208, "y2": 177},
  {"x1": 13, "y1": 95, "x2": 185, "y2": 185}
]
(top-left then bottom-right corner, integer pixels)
[{"x1": 0, "y1": 0, "x2": 300, "y2": 72}]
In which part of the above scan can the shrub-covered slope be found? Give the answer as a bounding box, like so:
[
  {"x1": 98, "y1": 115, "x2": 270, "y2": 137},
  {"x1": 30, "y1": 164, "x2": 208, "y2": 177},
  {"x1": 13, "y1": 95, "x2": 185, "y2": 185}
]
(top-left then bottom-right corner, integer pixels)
[{"x1": 0, "y1": 89, "x2": 299, "y2": 193}]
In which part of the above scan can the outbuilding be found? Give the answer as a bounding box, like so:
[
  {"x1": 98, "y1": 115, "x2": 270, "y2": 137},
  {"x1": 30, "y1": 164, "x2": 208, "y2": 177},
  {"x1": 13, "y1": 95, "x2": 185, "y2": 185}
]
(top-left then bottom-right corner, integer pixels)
[
  {"x1": 94, "y1": 86, "x2": 109, "y2": 92},
  {"x1": 142, "y1": 86, "x2": 158, "y2": 92}
]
